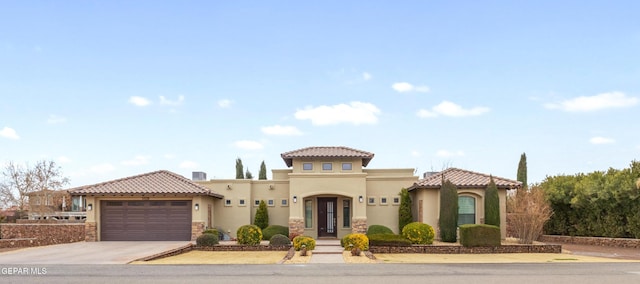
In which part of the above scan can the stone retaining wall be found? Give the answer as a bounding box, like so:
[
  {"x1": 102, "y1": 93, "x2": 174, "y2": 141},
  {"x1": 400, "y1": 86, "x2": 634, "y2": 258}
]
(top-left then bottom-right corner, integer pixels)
[
  {"x1": 540, "y1": 235, "x2": 640, "y2": 248},
  {"x1": 196, "y1": 245, "x2": 292, "y2": 251},
  {"x1": 0, "y1": 223, "x2": 85, "y2": 248},
  {"x1": 370, "y1": 244, "x2": 561, "y2": 254}
]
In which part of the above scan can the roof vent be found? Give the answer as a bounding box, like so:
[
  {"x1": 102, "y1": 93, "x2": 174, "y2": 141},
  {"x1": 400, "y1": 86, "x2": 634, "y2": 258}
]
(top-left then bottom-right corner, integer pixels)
[
  {"x1": 423, "y1": 171, "x2": 438, "y2": 179},
  {"x1": 192, "y1": 171, "x2": 207, "y2": 181}
]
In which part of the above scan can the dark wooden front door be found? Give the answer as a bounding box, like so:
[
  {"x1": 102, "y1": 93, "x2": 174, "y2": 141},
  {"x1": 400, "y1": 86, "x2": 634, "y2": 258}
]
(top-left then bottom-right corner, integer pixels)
[{"x1": 317, "y1": 197, "x2": 337, "y2": 238}]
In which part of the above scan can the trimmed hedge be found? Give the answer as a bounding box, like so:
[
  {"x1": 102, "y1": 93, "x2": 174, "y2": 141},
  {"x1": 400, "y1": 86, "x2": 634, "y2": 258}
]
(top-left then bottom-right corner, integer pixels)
[
  {"x1": 236, "y1": 225, "x2": 263, "y2": 245},
  {"x1": 292, "y1": 235, "x2": 316, "y2": 251},
  {"x1": 262, "y1": 225, "x2": 289, "y2": 240},
  {"x1": 367, "y1": 225, "x2": 393, "y2": 236},
  {"x1": 402, "y1": 222, "x2": 435, "y2": 244},
  {"x1": 368, "y1": 234, "x2": 412, "y2": 247},
  {"x1": 196, "y1": 233, "x2": 219, "y2": 247},
  {"x1": 460, "y1": 224, "x2": 501, "y2": 247},
  {"x1": 341, "y1": 233, "x2": 369, "y2": 251},
  {"x1": 269, "y1": 234, "x2": 292, "y2": 246}
]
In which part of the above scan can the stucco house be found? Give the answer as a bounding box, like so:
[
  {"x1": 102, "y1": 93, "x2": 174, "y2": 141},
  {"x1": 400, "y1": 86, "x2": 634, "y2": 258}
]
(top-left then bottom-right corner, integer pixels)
[{"x1": 69, "y1": 146, "x2": 521, "y2": 241}]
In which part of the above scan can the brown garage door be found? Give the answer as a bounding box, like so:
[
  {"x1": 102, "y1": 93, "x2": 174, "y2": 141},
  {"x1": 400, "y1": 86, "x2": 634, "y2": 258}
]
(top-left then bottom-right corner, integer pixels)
[{"x1": 100, "y1": 200, "x2": 192, "y2": 241}]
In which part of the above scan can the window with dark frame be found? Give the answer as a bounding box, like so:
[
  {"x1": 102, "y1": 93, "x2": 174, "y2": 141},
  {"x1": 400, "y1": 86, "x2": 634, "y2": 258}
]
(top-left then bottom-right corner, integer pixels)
[
  {"x1": 342, "y1": 163, "x2": 352, "y2": 170},
  {"x1": 343, "y1": 200, "x2": 351, "y2": 227},
  {"x1": 303, "y1": 163, "x2": 313, "y2": 170}
]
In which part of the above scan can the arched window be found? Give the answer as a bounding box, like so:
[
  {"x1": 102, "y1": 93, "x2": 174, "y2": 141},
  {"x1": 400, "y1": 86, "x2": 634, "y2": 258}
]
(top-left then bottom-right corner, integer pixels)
[{"x1": 458, "y1": 196, "x2": 476, "y2": 226}]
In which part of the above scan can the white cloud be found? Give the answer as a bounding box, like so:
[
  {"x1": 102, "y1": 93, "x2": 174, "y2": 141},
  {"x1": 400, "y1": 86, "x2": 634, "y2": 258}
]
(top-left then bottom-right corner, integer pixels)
[
  {"x1": 544, "y1": 92, "x2": 638, "y2": 112},
  {"x1": 590, "y1": 136, "x2": 615, "y2": 145},
  {"x1": 160, "y1": 95, "x2": 185, "y2": 106},
  {"x1": 362, "y1": 72, "x2": 372, "y2": 81},
  {"x1": 47, "y1": 115, "x2": 67, "y2": 124},
  {"x1": 436, "y1": 150, "x2": 465, "y2": 157},
  {"x1": 122, "y1": 155, "x2": 151, "y2": 166},
  {"x1": 89, "y1": 163, "x2": 115, "y2": 174},
  {"x1": 128, "y1": 96, "x2": 151, "y2": 107},
  {"x1": 179, "y1": 160, "x2": 199, "y2": 169},
  {"x1": 392, "y1": 82, "x2": 430, "y2": 93},
  {"x1": 261, "y1": 125, "x2": 303, "y2": 136},
  {"x1": 234, "y1": 140, "x2": 264, "y2": 150},
  {"x1": 57, "y1": 156, "x2": 72, "y2": 164},
  {"x1": 218, "y1": 99, "x2": 232, "y2": 108},
  {"x1": 163, "y1": 154, "x2": 176, "y2": 159},
  {"x1": 411, "y1": 150, "x2": 421, "y2": 157},
  {"x1": 295, "y1": 101, "x2": 380, "y2": 126},
  {"x1": 417, "y1": 101, "x2": 490, "y2": 118},
  {"x1": 0, "y1": 127, "x2": 19, "y2": 139}
]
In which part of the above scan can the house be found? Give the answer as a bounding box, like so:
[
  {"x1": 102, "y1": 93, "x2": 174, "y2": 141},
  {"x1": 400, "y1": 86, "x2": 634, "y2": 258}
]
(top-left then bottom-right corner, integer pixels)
[{"x1": 69, "y1": 146, "x2": 521, "y2": 241}]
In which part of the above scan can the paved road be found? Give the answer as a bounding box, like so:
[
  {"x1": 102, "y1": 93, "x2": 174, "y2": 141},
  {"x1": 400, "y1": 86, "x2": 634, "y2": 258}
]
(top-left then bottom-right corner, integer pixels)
[{"x1": 1, "y1": 263, "x2": 639, "y2": 284}]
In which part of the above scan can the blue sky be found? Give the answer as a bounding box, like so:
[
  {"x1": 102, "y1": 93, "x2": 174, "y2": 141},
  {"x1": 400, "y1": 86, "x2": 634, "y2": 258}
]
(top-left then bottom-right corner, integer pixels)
[{"x1": 1, "y1": 1, "x2": 639, "y2": 188}]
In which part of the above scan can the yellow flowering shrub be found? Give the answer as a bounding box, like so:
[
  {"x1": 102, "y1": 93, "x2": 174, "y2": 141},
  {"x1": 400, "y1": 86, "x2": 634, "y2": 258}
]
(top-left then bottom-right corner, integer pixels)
[
  {"x1": 401, "y1": 222, "x2": 435, "y2": 244},
  {"x1": 292, "y1": 235, "x2": 316, "y2": 251},
  {"x1": 341, "y1": 233, "x2": 369, "y2": 251},
  {"x1": 237, "y1": 224, "x2": 263, "y2": 245}
]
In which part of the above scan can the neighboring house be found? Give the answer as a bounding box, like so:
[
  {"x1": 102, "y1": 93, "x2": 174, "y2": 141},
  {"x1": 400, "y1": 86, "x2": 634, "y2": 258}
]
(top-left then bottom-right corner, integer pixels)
[
  {"x1": 26, "y1": 189, "x2": 86, "y2": 221},
  {"x1": 68, "y1": 146, "x2": 521, "y2": 241}
]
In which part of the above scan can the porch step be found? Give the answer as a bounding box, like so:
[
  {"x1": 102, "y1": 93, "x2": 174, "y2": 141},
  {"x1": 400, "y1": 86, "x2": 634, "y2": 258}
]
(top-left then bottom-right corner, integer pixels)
[{"x1": 312, "y1": 240, "x2": 344, "y2": 254}]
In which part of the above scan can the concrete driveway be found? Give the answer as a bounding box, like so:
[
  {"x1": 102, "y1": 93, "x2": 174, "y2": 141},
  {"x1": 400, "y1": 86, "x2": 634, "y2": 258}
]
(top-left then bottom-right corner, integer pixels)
[{"x1": 0, "y1": 241, "x2": 191, "y2": 264}]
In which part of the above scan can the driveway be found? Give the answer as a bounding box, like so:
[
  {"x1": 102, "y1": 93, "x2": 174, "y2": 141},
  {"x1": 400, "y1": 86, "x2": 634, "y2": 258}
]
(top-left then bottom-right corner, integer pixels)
[{"x1": 0, "y1": 241, "x2": 191, "y2": 264}]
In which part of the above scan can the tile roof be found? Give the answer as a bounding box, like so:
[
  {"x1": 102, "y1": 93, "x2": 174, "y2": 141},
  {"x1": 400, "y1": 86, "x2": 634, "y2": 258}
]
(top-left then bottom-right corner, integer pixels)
[
  {"x1": 281, "y1": 146, "x2": 375, "y2": 167},
  {"x1": 408, "y1": 168, "x2": 521, "y2": 191},
  {"x1": 68, "y1": 170, "x2": 223, "y2": 198}
]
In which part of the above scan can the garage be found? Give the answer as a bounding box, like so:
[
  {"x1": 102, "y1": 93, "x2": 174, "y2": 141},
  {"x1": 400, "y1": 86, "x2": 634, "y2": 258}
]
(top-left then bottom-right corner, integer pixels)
[{"x1": 100, "y1": 200, "x2": 192, "y2": 241}]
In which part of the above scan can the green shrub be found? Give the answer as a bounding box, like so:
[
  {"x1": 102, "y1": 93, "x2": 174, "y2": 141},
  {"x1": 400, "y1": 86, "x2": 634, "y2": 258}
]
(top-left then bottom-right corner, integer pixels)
[
  {"x1": 439, "y1": 179, "x2": 459, "y2": 242},
  {"x1": 203, "y1": 228, "x2": 219, "y2": 235},
  {"x1": 401, "y1": 222, "x2": 435, "y2": 244},
  {"x1": 398, "y1": 188, "x2": 413, "y2": 232},
  {"x1": 484, "y1": 176, "x2": 501, "y2": 227},
  {"x1": 269, "y1": 234, "x2": 292, "y2": 246},
  {"x1": 236, "y1": 224, "x2": 263, "y2": 245},
  {"x1": 254, "y1": 200, "x2": 269, "y2": 230},
  {"x1": 292, "y1": 235, "x2": 316, "y2": 251},
  {"x1": 196, "y1": 233, "x2": 219, "y2": 247},
  {"x1": 366, "y1": 225, "x2": 393, "y2": 236},
  {"x1": 368, "y1": 234, "x2": 412, "y2": 247},
  {"x1": 341, "y1": 233, "x2": 369, "y2": 251},
  {"x1": 459, "y1": 224, "x2": 501, "y2": 247},
  {"x1": 262, "y1": 225, "x2": 289, "y2": 240}
]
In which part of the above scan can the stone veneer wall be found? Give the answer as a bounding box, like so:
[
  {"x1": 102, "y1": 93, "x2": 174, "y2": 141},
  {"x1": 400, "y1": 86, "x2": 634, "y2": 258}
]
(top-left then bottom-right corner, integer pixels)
[
  {"x1": 370, "y1": 244, "x2": 561, "y2": 254},
  {"x1": 540, "y1": 235, "x2": 640, "y2": 248},
  {"x1": 191, "y1": 222, "x2": 205, "y2": 241},
  {"x1": 288, "y1": 217, "x2": 304, "y2": 238},
  {"x1": 352, "y1": 217, "x2": 367, "y2": 234},
  {"x1": 0, "y1": 224, "x2": 85, "y2": 248},
  {"x1": 85, "y1": 222, "x2": 97, "y2": 242}
]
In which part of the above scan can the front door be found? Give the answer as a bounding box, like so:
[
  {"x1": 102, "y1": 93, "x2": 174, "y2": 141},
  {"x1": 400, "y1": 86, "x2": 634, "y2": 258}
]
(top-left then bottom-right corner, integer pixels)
[{"x1": 317, "y1": 197, "x2": 337, "y2": 238}]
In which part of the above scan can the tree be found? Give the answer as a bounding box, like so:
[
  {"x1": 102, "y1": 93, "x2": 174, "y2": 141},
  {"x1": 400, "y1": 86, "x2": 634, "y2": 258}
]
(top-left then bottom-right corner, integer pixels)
[
  {"x1": 517, "y1": 153, "x2": 528, "y2": 190},
  {"x1": 484, "y1": 175, "x2": 500, "y2": 227},
  {"x1": 511, "y1": 185, "x2": 552, "y2": 244},
  {"x1": 254, "y1": 200, "x2": 269, "y2": 230},
  {"x1": 258, "y1": 161, "x2": 267, "y2": 180},
  {"x1": 235, "y1": 158, "x2": 244, "y2": 179},
  {"x1": 0, "y1": 160, "x2": 69, "y2": 215},
  {"x1": 245, "y1": 168, "x2": 253, "y2": 180},
  {"x1": 439, "y1": 179, "x2": 458, "y2": 242},
  {"x1": 398, "y1": 188, "x2": 412, "y2": 232}
]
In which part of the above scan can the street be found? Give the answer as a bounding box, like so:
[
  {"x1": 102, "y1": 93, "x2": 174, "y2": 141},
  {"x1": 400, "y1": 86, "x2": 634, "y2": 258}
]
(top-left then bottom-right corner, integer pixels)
[{"x1": 1, "y1": 263, "x2": 639, "y2": 284}]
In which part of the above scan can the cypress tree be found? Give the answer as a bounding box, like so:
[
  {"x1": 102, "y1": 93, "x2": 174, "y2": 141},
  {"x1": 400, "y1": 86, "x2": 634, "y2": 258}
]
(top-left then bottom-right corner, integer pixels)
[
  {"x1": 235, "y1": 158, "x2": 244, "y2": 179},
  {"x1": 439, "y1": 179, "x2": 459, "y2": 242},
  {"x1": 245, "y1": 168, "x2": 253, "y2": 180},
  {"x1": 398, "y1": 188, "x2": 413, "y2": 232},
  {"x1": 485, "y1": 175, "x2": 501, "y2": 227},
  {"x1": 517, "y1": 153, "x2": 528, "y2": 189},
  {"x1": 254, "y1": 200, "x2": 269, "y2": 230},
  {"x1": 259, "y1": 161, "x2": 267, "y2": 180}
]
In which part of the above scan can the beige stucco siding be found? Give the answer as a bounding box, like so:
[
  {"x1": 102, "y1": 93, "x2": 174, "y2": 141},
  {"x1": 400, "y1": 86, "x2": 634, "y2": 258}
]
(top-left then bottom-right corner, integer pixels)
[
  {"x1": 364, "y1": 173, "x2": 418, "y2": 234},
  {"x1": 250, "y1": 181, "x2": 290, "y2": 228}
]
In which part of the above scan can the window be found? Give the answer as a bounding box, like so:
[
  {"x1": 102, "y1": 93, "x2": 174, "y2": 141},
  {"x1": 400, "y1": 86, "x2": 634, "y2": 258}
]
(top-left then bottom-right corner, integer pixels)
[
  {"x1": 239, "y1": 199, "x2": 246, "y2": 206},
  {"x1": 368, "y1": 197, "x2": 376, "y2": 205},
  {"x1": 254, "y1": 200, "x2": 260, "y2": 207},
  {"x1": 342, "y1": 163, "x2": 352, "y2": 171},
  {"x1": 281, "y1": 199, "x2": 288, "y2": 207},
  {"x1": 303, "y1": 163, "x2": 313, "y2": 170},
  {"x1": 458, "y1": 196, "x2": 476, "y2": 226},
  {"x1": 343, "y1": 200, "x2": 351, "y2": 227},
  {"x1": 322, "y1": 163, "x2": 332, "y2": 171},
  {"x1": 304, "y1": 200, "x2": 313, "y2": 228},
  {"x1": 380, "y1": 197, "x2": 388, "y2": 205},
  {"x1": 267, "y1": 199, "x2": 275, "y2": 207},
  {"x1": 225, "y1": 199, "x2": 232, "y2": 206},
  {"x1": 392, "y1": 196, "x2": 400, "y2": 205}
]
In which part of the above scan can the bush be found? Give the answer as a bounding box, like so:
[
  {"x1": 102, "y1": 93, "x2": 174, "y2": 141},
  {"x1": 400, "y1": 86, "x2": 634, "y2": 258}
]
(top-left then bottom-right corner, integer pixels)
[
  {"x1": 262, "y1": 225, "x2": 289, "y2": 240},
  {"x1": 196, "y1": 233, "x2": 219, "y2": 247},
  {"x1": 236, "y1": 224, "x2": 263, "y2": 245},
  {"x1": 439, "y1": 179, "x2": 459, "y2": 242},
  {"x1": 269, "y1": 234, "x2": 292, "y2": 246},
  {"x1": 459, "y1": 224, "x2": 501, "y2": 247},
  {"x1": 292, "y1": 235, "x2": 316, "y2": 251},
  {"x1": 254, "y1": 200, "x2": 269, "y2": 230},
  {"x1": 366, "y1": 225, "x2": 393, "y2": 236},
  {"x1": 368, "y1": 234, "x2": 412, "y2": 247},
  {"x1": 401, "y1": 222, "x2": 435, "y2": 244},
  {"x1": 341, "y1": 233, "x2": 369, "y2": 251},
  {"x1": 398, "y1": 188, "x2": 413, "y2": 232},
  {"x1": 484, "y1": 176, "x2": 501, "y2": 227}
]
